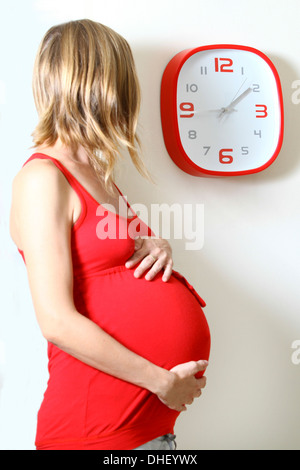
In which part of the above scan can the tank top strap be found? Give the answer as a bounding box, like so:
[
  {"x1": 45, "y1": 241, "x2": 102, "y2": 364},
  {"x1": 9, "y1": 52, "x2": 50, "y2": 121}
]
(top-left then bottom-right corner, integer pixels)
[
  {"x1": 22, "y1": 153, "x2": 88, "y2": 227},
  {"x1": 112, "y1": 182, "x2": 138, "y2": 219},
  {"x1": 113, "y1": 183, "x2": 156, "y2": 237},
  {"x1": 23, "y1": 153, "x2": 86, "y2": 195}
]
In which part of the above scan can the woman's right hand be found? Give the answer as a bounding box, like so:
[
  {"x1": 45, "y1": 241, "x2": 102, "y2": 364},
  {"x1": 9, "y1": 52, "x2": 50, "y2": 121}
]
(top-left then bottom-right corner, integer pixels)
[{"x1": 156, "y1": 360, "x2": 208, "y2": 412}]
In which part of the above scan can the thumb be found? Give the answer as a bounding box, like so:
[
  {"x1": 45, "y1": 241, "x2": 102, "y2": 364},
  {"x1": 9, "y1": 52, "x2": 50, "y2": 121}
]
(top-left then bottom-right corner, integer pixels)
[
  {"x1": 133, "y1": 237, "x2": 143, "y2": 251},
  {"x1": 125, "y1": 238, "x2": 144, "y2": 267},
  {"x1": 172, "y1": 360, "x2": 209, "y2": 376},
  {"x1": 193, "y1": 360, "x2": 209, "y2": 379},
  {"x1": 193, "y1": 360, "x2": 209, "y2": 373}
]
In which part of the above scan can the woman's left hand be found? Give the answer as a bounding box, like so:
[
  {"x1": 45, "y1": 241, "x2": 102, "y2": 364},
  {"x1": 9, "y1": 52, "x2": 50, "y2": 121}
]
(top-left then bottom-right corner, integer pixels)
[{"x1": 125, "y1": 237, "x2": 173, "y2": 282}]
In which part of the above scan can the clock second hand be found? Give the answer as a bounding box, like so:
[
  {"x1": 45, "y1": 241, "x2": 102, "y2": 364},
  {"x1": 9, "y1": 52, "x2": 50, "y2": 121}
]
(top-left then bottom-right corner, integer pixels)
[
  {"x1": 228, "y1": 77, "x2": 248, "y2": 105},
  {"x1": 218, "y1": 77, "x2": 249, "y2": 118}
]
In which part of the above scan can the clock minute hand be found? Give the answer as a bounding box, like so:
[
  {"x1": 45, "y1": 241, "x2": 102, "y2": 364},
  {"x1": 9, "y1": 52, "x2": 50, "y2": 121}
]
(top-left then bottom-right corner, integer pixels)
[{"x1": 220, "y1": 87, "x2": 253, "y2": 115}]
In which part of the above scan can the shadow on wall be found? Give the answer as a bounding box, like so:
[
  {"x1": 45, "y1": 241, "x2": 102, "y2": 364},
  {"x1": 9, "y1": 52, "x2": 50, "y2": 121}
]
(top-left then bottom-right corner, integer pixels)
[{"x1": 256, "y1": 54, "x2": 300, "y2": 181}]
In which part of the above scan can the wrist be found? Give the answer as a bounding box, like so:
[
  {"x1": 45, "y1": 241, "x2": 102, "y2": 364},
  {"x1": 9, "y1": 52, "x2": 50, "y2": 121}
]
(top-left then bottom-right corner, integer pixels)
[{"x1": 143, "y1": 363, "x2": 174, "y2": 397}]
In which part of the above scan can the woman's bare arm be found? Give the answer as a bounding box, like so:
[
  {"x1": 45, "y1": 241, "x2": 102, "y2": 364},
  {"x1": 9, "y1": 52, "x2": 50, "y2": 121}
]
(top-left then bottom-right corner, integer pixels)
[{"x1": 10, "y1": 160, "x2": 207, "y2": 411}]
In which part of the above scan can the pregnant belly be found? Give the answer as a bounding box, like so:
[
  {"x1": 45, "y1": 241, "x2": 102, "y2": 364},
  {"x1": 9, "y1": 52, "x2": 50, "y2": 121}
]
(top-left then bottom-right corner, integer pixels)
[
  {"x1": 37, "y1": 266, "x2": 210, "y2": 449},
  {"x1": 76, "y1": 265, "x2": 210, "y2": 371}
]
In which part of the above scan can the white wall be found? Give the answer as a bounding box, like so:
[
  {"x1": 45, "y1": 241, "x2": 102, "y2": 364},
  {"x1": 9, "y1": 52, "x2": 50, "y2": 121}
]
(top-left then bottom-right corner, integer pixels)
[{"x1": 1, "y1": 0, "x2": 300, "y2": 450}]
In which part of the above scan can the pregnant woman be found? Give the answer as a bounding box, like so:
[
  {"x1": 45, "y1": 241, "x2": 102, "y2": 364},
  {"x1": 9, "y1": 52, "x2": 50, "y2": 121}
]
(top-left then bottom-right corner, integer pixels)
[{"x1": 9, "y1": 19, "x2": 211, "y2": 450}]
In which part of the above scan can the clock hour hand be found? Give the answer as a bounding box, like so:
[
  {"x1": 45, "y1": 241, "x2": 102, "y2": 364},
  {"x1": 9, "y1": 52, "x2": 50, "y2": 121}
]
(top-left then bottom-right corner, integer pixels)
[{"x1": 220, "y1": 86, "x2": 253, "y2": 116}]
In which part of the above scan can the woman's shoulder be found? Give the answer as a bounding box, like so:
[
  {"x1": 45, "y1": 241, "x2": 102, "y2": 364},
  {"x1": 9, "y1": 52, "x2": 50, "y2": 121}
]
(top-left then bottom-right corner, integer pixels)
[
  {"x1": 10, "y1": 157, "x2": 73, "y2": 249},
  {"x1": 13, "y1": 157, "x2": 68, "y2": 197},
  {"x1": 16, "y1": 155, "x2": 58, "y2": 177}
]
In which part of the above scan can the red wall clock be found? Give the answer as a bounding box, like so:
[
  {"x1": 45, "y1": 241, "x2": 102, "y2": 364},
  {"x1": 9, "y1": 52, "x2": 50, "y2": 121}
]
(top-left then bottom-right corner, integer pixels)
[{"x1": 161, "y1": 45, "x2": 284, "y2": 176}]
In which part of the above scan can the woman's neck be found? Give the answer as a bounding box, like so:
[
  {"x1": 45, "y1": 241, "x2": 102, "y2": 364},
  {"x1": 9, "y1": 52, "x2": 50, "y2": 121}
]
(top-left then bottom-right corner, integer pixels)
[{"x1": 35, "y1": 139, "x2": 90, "y2": 166}]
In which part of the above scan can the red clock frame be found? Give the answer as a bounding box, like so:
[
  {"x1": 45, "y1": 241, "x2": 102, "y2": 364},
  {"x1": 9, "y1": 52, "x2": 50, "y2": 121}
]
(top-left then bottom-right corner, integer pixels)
[{"x1": 160, "y1": 44, "x2": 284, "y2": 177}]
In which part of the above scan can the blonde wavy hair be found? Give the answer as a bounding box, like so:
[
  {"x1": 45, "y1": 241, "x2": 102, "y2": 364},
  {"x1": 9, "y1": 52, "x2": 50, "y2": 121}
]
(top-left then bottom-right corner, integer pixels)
[{"x1": 32, "y1": 19, "x2": 153, "y2": 195}]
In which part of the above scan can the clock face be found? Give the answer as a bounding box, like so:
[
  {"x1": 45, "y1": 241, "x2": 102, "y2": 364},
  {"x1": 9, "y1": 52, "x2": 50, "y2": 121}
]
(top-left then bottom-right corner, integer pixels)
[{"x1": 161, "y1": 45, "x2": 284, "y2": 176}]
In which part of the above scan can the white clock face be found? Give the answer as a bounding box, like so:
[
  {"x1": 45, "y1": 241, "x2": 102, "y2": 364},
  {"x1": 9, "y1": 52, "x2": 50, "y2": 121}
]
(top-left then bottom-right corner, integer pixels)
[{"x1": 176, "y1": 47, "x2": 282, "y2": 173}]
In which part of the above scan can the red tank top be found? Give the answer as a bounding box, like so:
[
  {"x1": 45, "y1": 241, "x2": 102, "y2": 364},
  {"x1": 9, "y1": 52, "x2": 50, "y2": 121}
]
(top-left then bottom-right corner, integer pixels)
[{"x1": 19, "y1": 153, "x2": 211, "y2": 450}]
